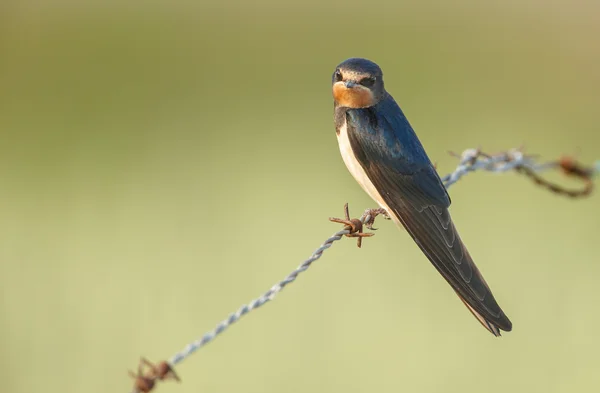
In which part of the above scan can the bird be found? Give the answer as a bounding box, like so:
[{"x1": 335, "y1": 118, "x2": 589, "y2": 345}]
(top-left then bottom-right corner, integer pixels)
[{"x1": 331, "y1": 57, "x2": 512, "y2": 336}]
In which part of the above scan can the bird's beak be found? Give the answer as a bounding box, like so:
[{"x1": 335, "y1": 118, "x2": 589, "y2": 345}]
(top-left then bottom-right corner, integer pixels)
[{"x1": 344, "y1": 81, "x2": 357, "y2": 89}]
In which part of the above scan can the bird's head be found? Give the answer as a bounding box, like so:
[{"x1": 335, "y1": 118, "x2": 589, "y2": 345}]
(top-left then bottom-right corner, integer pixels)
[{"x1": 332, "y1": 58, "x2": 385, "y2": 109}]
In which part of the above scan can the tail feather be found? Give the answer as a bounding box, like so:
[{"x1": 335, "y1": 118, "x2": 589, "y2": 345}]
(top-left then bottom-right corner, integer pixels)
[{"x1": 455, "y1": 291, "x2": 502, "y2": 337}]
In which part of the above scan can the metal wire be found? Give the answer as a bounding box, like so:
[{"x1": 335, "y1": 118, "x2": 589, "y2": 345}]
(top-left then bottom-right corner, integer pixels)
[
  {"x1": 129, "y1": 148, "x2": 597, "y2": 392},
  {"x1": 168, "y1": 228, "x2": 351, "y2": 365},
  {"x1": 167, "y1": 148, "x2": 596, "y2": 366}
]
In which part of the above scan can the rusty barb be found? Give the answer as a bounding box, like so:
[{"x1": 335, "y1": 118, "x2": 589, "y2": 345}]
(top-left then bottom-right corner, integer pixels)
[
  {"x1": 127, "y1": 147, "x2": 597, "y2": 393},
  {"x1": 519, "y1": 154, "x2": 597, "y2": 198},
  {"x1": 447, "y1": 147, "x2": 597, "y2": 198},
  {"x1": 129, "y1": 358, "x2": 180, "y2": 393},
  {"x1": 329, "y1": 203, "x2": 389, "y2": 247}
]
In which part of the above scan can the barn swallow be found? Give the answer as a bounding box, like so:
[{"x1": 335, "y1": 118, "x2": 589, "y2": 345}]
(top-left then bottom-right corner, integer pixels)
[{"x1": 332, "y1": 58, "x2": 512, "y2": 336}]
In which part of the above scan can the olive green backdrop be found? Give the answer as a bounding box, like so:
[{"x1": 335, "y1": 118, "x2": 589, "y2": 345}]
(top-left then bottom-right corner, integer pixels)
[{"x1": 1, "y1": 1, "x2": 599, "y2": 393}]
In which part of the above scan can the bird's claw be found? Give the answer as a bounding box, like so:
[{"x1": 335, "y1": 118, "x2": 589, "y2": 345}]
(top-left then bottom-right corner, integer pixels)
[
  {"x1": 329, "y1": 203, "x2": 375, "y2": 248},
  {"x1": 363, "y1": 208, "x2": 389, "y2": 230}
]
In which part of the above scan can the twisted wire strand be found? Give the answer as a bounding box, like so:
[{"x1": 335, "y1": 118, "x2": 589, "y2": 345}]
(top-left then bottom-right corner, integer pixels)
[
  {"x1": 168, "y1": 228, "x2": 352, "y2": 365},
  {"x1": 130, "y1": 148, "x2": 598, "y2": 392}
]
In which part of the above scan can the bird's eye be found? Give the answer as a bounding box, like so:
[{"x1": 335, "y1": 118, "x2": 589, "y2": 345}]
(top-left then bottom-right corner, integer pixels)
[
  {"x1": 334, "y1": 70, "x2": 343, "y2": 82},
  {"x1": 360, "y1": 77, "x2": 376, "y2": 87}
]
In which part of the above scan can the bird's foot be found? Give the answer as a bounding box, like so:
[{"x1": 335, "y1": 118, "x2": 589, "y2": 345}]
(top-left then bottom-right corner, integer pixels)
[
  {"x1": 329, "y1": 203, "x2": 374, "y2": 248},
  {"x1": 362, "y1": 208, "x2": 390, "y2": 230}
]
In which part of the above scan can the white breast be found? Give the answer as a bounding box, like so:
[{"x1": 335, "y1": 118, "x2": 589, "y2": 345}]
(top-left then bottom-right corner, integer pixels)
[{"x1": 337, "y1": 120, "x2": 394, "y2": 216}]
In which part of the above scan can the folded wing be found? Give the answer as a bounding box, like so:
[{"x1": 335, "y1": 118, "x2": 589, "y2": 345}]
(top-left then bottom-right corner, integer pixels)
[{"x1": 345, "y1": 101, "x2": 512, "y2": 335}]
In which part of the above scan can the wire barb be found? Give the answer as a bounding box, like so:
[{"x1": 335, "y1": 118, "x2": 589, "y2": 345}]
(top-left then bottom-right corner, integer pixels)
[
  {"x1": 129, "y1": 358, "x2": 179, "y2": 393},
  {"x1": 329, "y1": 203, "x2": 375, "y2": 248},
  {"x1": 127, "y1": 147, "x2": 597, "y2": 392}
]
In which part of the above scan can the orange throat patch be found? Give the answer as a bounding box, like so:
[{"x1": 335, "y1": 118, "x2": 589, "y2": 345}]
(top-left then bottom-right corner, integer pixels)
[{"x1": 332, "y1": 82, "x2": 375, "y2": 108}]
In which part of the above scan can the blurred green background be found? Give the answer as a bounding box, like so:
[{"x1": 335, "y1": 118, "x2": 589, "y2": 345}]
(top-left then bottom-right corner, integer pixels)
[{"x1": 1, "y1": 1, "x2": 599, "y2": 392}]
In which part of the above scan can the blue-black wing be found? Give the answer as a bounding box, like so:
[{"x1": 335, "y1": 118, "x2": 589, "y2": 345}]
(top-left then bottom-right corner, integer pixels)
[{"x1": 345, "y1": 96, "x2": 512, "y2": 335}]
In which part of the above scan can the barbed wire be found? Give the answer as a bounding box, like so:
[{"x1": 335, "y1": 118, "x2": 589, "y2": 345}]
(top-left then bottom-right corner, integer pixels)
[{"x1": 128, "y1": 147, "x2": 598, "y2": 393}]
